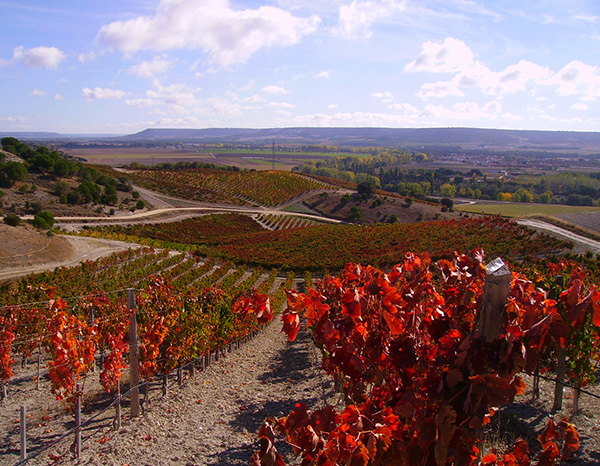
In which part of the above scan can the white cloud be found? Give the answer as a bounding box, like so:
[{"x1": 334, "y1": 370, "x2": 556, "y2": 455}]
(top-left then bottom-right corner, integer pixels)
[
  {"x1": 54, "y1": 93, "x2": 63, "y2": 101},
  {"x1": 327, "y1": 104, "x2": 338, "y2": 109},
  {"x1": 30, "y1": 89, "x2": 45, "y2": 96},
  {"x1": 146, "y1": 83, "x2": 201, "y2": 107},
  {"x1": 125, "y1": 98, "x2": 157, "y2": 108},
  {"x1": 407, "y1": 38, "x2": 600, "y2": 102},
  {"x1": 333, "y1": 0, "x2": 406, "y2": 39},
  {"x1": 490, "y1": 60, "x2": 551, "y2": 95},
  {"x1": 571, "y1": 102, "x2": 589, "y2": 111},
  {"x1": 238, "y1": 80, "x2": 256, "y2": 92},
  {"x1": 97, "y1": 0, "x2": 320, "y2": 68},
  {"x1": 405, "y1": 38, "x2": 474, "y2": 73},
  {"x1": 0, "y1": 116, "x2": 27, "y2": 123},
  {"x1": 372, "y1": 91, "x2": 394, "y2": 102},
  {"x1": 261, "y1": 85, "x2": 289, "y2": 95},
  {"x1": 82, "y1": 87, "x2": 126, "y2": 101},
  {"x1": 78, "y1": 51, "x2": 97, "y2": 63},
  {"x1": 266, "y1": 101, "x2": 295, "y2": 109},
  {"x1": 128, "y1": 56, "x2": 174, "y2": 78},
  {"x1": 417, "y1": 81, "x2": 464, "y2": 98},
  {"x1": 315, "y1": 70, "x2": 332, "y2": 79},
  {"x1": 13, "y1": 46, "x2": 66, "y2": 69},
  {"x1": 548, "y1": 60, "x2": 600, "y2": 100},
  {"x1": 125, "y1": 83, "x2": 203, "y2": 111},
  {"x1": 292, "y1": 99, "x2": 504, "y2": 128}
]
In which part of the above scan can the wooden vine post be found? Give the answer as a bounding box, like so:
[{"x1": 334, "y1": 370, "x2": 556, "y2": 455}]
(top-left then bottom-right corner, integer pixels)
[
  {"x1": 127, "y1": 288, "x2": 140, "y2": 418},
  {"x1": 553, "y1": 275, "x2": 566, "y2": 412},
  {"x1": 473, "y1": 258, "x2": 511, "y2": 457},
  {"x1": 75, "y1": 382, "x2": 82, "y2": 458},
  {"x1": 20, "y1": 405, "x2": 26, "y2": 460},
  {"x1": 476, "y1": 258, "x2": 512, "y2": 342},
  {"x1": 553, "y1": 346, "x2": 566, "y2": 412}
]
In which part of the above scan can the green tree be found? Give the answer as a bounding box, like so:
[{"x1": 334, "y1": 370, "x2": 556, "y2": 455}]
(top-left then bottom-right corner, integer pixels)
[
  {"x1": 3, "y1": 213, "x2": 20, "y2": 226},
  {"x1": 440, "y1": 197, "x2": 454, "y2": 209},
  {"x1": 77, "y1": 181, "x2": 101, "y2": 203},
  {"x1": 440, "y1": 183, "x2": 457, "y2": 197},
  {"x1": 349, "y1": 205, "x2": 362, "y2": 220},
  {"x1": 538, "y1": 190, "x2": 553, "y2": 204},
  {"x1": 357, "y1": 181, "x2": 377, "y2": 198},
  {"x1": 32, "y1": 211, "x2": 55, "y2": 229},
  {"x1": 1, "y1": 161, "x2": 28, "y2": 187}
]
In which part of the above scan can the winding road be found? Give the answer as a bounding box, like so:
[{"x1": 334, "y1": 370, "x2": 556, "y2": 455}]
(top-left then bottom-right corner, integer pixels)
[{"x1": 516, "y1": 219, "x2": 600, "y2": 253}]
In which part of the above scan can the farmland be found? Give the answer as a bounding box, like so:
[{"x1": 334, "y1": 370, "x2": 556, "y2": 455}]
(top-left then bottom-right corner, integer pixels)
[
  {"x1": 127, "y1": 168, "x2": 327, "y2": 206},
  {"x1": 2, "y1": 136, "x2": 600, "y2": 465},
  {"x1": 456, "y1": 201, "x2": 600, "y2": 217},
  {"x1": 81, "y1": 215, "x2": 571, "y2": 271}
]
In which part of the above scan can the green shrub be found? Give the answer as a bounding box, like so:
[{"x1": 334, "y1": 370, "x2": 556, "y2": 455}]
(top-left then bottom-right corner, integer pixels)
[
  {"x1": 32, "y1": 211, "x2": 55, "y2": 229},
  {"x1": 3, "y1": 213, "x2": 21, "y2": 226}
]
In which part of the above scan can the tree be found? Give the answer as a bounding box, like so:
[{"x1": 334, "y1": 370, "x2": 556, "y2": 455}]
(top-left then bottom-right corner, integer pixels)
[
  {"x1": 32, "y1": 211, "x2": 55, "y2": 229},
  {"x1": 52, "y1": 181, "x2": 69, "y2": 197},
  {"x1": 77, "y1": 181, "x2": 101, "y2": 203},
  {"x1": 349, "y1": 205, "x2": 361, "y2": 220},
  {"x1": 357, "y1": 181, "x2": 376, "y2": 198},
  {"x1": 440, "y1": 197, "x2": 454, "y2": 209},
  {"x1": 538, "y1": 190, "x2": 553, "y2": 204},
  {"x1": 3, "y1": 213, "x2": 20, "y2": 226},
  {"x1": 340, "y1": 193, "x2": 352, "y2": 205},
  {"x1": 1, "y1": 161, "x2": 28, "y2": 187},
  {"x1": 514, "y1": 187, "x2": 534, "y2": 203},
  {"x1": 440, "y1": 183, "x2": 456, "y2": 197}
]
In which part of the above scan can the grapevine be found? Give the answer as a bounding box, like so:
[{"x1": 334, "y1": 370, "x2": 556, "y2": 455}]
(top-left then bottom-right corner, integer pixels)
[{"x1": 253, "y1": 250, "x2": 589, "y2": 465}]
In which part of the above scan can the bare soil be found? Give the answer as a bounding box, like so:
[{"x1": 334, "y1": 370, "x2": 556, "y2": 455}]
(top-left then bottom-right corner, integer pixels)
[
  {"x1": 1, "y1": 321, "x2": 338, "y2": 466},
  {"x1": 303, "y1": 191, "x2": 464, "y2": 224},
  {"x1": 0, "y1": 224, "x2": 74, "y2": 269},
  {"x1": 557, "y1": 211, "x2": 600, "y2": 234},
  {"x1": 0, "y1": 225, "x2": 138, "y2": 281},
  {"x1": 0, "y1": 166, "x2": 146, "y2": 220}
]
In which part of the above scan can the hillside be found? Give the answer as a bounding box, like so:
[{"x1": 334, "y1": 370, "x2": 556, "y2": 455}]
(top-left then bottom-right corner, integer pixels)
[{"x1": 5, "y1": 127, "x2": 600, "y2": 154}]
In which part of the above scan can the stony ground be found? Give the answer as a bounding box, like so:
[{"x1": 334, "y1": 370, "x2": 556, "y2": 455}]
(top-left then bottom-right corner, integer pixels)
[{"x1": 0, "y1": 321, "x2": 338, "y2": 466}]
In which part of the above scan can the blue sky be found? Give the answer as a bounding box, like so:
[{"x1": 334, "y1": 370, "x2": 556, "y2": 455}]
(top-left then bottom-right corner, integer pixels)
[{"x1": 0, "y1": 0, "x2": 599, "y2": 134}]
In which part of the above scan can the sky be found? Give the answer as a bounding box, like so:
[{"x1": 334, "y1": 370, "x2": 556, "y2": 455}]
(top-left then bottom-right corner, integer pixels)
[{"x1": 0, "y1": 0, "x2": 599, "y2": 134}]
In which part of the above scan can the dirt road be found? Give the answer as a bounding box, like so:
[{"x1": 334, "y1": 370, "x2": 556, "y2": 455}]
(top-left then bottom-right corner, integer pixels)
[
  {"x1": 0, "y1": 236, "x2": 137, "y2": 281},
  {"x1": 517, "y1": 218, "x2": 600, "y2": 254}
]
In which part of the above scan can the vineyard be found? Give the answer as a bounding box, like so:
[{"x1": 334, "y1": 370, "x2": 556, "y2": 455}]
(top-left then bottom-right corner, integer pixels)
[
  {"x1": 127, "y1": 168, "x2": 326, "y2": 207},
  {"x1": 79, "y1": 216, "x2": 572, "y2": 271},
  {"x1": 0, "y1": 242, "x2": 599, "y2": 463},
  {"x1": 0, "y1": 245, "x2": 303, "y2": 463},
  {"x1": 2, "y1": 156, "x2": 600, "y2": 464},
  {"x1": 255, "y1": 251, "x2": 600, "y2": 465}
]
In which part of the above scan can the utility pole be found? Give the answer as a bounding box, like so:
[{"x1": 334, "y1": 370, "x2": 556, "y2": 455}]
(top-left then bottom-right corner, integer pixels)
[{"x1": 272, "y1": 139, "x2": 275, "y2": 171}]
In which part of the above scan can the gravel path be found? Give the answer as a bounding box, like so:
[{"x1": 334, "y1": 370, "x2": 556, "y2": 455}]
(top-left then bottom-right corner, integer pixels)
[{"x1": 14, "y1": 320, "x2": 336, "y2": 466}]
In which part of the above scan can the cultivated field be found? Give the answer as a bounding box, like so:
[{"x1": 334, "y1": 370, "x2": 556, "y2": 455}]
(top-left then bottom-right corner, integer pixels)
[{"x1": 456, "y1": 201, "x2": 600, "y2": 218}]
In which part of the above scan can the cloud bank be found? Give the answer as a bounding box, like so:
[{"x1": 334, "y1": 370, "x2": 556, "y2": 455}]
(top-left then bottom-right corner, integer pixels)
[{"x1": 97, "y1": 0, "x2": 320, "y2": 68}]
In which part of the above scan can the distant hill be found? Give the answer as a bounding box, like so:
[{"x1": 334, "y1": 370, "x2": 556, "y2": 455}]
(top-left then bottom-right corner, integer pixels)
[
  {"x1": 0, "y1": 132, "x2": 123, "y2": 140},
  {"x1": 118, "y1": 127, "x2": 600, "y2": 151},
  {"x1": 3, "y1": 127, "x2": 600, "y2": 152},
  {"x1": 0, "y1": 132, "x2": 66, "y2": 140}
]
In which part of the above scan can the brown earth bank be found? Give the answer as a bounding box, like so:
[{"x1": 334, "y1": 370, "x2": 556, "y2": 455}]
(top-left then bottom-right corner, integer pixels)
[
  {"x1": 556, "y1": 211, "x2": 600, "y2": 234},
  {"x1": 0, "y1": 225, "x2": 138, "y2": 281},
  {"x1": 302, "y1": 190, "x2": 465, "y2": 225},
  {"x1": 0, "y1": 224, "x2": 74, "y2": 269}
]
